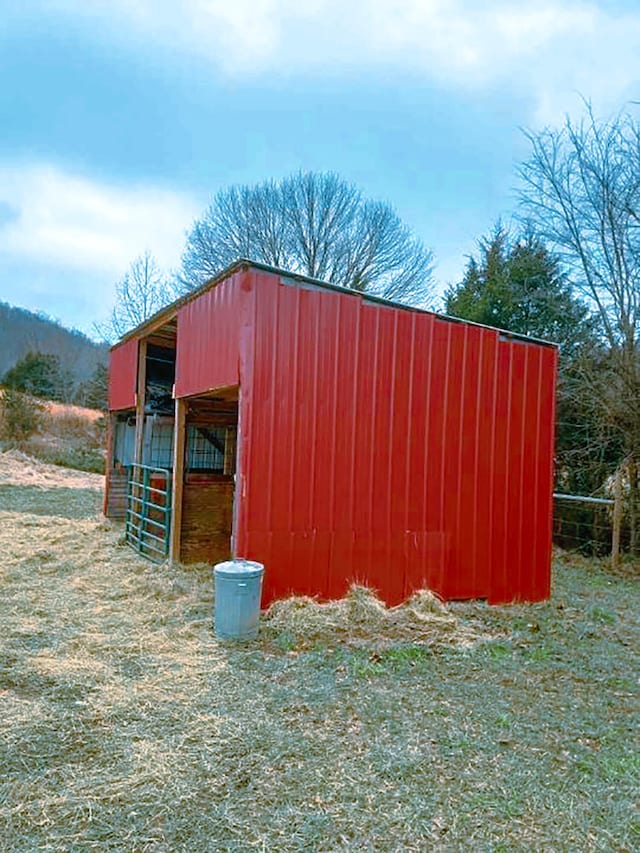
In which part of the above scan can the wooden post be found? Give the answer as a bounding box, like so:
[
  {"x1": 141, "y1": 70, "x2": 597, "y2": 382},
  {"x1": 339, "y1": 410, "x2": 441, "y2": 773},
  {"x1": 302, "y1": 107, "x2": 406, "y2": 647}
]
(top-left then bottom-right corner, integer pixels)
[
  {"x1": 102, "y1": 412, "x2": 116, "y2": 516},
  {"x1": 133, "y1": 339, "x2": 147, "y2": 466},
  {"x1": 169, "y1": 397, "x2": 186, "y2": 564},
  {"x1": 611, "y1": 465, "x2": 623, "y2": 572},
  {"x1": 223, "y1": 426, "x2": 237, "y2": 476},
  {"x1": 629, "y1": 456, "x2": 637, "y2": 555}
]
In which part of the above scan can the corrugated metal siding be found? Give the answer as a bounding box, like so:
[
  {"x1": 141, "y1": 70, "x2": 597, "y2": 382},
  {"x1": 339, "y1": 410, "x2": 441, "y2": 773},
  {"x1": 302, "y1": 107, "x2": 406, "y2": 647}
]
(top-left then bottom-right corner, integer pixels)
[
  {"x1": 488, "y1": 339, "x2": 557, "y2": 603},
  {"x1": 233, "y1": 270, "x2": 557, "y2": 606},
  {"x1": 162, "y1": 265, "x2": 555, "y2": 604},
  {"x1": 108, "y1": 339, "x2": 138, "y2": 411},
  {"x1": 174, "y1": 270, "x2": 251, "y2": 398}
]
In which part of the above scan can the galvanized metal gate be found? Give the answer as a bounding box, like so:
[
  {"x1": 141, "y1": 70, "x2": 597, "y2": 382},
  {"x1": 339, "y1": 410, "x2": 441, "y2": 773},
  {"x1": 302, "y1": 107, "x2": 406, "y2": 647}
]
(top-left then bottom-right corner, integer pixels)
[{"x1": 125, "y1": 464, "x2": 172, "y2": 562}]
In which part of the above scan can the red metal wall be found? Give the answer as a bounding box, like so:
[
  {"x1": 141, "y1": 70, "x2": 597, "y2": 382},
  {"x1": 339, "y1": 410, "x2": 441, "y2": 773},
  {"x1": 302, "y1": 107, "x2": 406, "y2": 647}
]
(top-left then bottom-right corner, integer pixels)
[
  {"x1": 168, "y1": 265, "x2": 556, "y2": 605},
  {"x1": 108, "y1": 338, "x2": 138, "y2": 411},
  {"x1": 230, "y1": 269, "x2": 557, "y2": 606},
  {"x1": 175, "y1": 269, "x2": 251, "y2": 398}
]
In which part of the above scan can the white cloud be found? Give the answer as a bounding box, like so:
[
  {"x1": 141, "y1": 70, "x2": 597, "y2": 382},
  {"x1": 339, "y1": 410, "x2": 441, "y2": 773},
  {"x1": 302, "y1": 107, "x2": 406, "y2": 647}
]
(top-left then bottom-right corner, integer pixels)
[
  {"x1": 0, "y1": 163, "x2": 199, "y2": 278},
  {"x1": 41, "y1": 0, "x2": 640, "y2": 120},
  {"x1": 0, "y1": 163, "x2": 200, "y2": 330}
]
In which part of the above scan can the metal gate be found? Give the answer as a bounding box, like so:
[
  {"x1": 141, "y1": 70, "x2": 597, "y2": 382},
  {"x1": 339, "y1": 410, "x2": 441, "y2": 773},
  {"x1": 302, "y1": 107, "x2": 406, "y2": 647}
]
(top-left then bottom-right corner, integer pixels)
[{"x1": 125, "y1": 464, "x2": 172, "y2": 562}]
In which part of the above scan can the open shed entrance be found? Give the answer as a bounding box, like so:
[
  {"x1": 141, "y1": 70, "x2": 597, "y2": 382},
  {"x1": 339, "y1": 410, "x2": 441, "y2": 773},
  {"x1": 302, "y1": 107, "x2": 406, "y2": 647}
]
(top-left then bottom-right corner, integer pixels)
[
  {"x1": 106, "y1": 334, "x2": 177, "y2": 521},
  {"x1": 106, "y1": 315, "x2": 239, "y2": 565},
  {"x1": 177, "y1": 388, "x2": 239, "y2": 565},
  {"x1": 113, "y1": 389, "x2": 239, "y2": 565}
]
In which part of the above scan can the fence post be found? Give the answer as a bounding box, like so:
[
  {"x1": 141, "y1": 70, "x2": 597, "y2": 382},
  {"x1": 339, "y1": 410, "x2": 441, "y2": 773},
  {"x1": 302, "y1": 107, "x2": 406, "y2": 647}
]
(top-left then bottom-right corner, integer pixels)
[{"x1": 611, "y1": 466, "x2": 623, "y2": 571}]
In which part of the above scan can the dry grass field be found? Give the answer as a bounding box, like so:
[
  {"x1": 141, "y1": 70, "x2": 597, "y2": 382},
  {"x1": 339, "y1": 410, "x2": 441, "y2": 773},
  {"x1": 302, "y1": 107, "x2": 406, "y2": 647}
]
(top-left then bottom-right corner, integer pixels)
[
  {"x1": 0, "y1": 393, "x2": 106, "y2": 474},
  {"x1": 0, "y1": 452, "x2": 638, "y2": 852}
]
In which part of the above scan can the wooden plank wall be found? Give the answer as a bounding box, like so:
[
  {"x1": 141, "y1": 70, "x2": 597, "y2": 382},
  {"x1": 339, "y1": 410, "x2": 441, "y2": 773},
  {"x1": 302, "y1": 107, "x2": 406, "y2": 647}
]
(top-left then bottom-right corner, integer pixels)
[
  {"x1": 105, "y1": 468, "x2": 129, "y2": 519},
  {"x1": 180, "y1": 477, "x2": 234, "y2": 564}
]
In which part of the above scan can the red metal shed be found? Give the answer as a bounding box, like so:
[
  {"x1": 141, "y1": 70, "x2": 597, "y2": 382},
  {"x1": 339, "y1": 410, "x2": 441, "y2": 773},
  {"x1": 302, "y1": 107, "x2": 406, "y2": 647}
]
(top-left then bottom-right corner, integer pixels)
[{"x1": 105, "y1": 260, "x2": 558, "y2": 605}]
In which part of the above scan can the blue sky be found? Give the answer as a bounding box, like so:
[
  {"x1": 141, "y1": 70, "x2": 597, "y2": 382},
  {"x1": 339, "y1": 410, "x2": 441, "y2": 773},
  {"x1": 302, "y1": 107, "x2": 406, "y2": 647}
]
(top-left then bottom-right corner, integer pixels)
[{"x1": 1, "y1": 1, "x2": 639, "y2": 335}]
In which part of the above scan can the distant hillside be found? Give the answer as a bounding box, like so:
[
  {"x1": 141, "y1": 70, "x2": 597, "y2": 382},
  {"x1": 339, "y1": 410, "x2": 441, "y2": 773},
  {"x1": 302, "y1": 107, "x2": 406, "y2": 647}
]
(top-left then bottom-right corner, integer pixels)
[{"x1": 0, "y1": 302, "x2": 107, "y2": 383}]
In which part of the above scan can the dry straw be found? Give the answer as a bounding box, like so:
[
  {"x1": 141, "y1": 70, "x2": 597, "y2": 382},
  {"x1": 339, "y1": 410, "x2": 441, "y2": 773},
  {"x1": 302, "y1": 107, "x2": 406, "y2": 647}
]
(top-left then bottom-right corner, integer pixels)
[
  {"x1": 262, "y1": 584, "x2": 471, "y2": 650},
  {"x1": 1, "y1": 455, "x2": 638, "y2": 851}
]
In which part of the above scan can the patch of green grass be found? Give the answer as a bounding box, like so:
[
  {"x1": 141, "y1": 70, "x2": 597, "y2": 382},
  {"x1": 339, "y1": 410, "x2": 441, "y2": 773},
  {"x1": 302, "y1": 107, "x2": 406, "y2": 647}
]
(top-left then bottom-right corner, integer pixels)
[
  {"x1": 0, "y1": 486, "x2": 638, "y2": 852},
  {"x1": 484, "y1": 640, "x2": 513, "y2": 660},
  {"x1": 0, "y1": 484, "x2": 102, "y2": 517},
  {"x1": 588, "y1": 603, "x2": 617, "y2": 624},
  {"x1": 28, "y1": 444, "x2": 106, "y2": 474}
]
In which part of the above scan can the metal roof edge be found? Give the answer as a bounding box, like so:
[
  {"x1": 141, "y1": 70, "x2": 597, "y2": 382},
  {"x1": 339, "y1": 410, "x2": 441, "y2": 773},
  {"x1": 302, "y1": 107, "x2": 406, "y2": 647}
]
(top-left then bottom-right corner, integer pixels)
[
  {"x1": 111, "y1": 258, "x2": 558, "y2": 350},
  {"x1": 110, "y1": 260, "x2": 251, "y2": 350}
]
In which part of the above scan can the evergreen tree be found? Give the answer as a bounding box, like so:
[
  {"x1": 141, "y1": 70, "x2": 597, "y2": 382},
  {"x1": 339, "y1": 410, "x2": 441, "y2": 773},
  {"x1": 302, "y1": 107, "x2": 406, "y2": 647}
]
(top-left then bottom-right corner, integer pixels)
[
  {"x1": 2, "y1": 351, "x2": 73, "y2": 401},
  {"x1": 445, "y1": 225, "x2": 595, "y2": 354},
  {"x1": 75, "y1": 363, "x2": 108, "y2": 410}
]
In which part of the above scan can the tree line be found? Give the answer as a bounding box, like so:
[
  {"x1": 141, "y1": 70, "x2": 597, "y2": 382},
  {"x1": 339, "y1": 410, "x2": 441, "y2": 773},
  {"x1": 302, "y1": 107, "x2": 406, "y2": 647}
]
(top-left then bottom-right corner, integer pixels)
[
  {"x1": 0, "y1": 302, "x2": 108, "y2": 409},
  {"x1": 1, "y1": 352, "x2": 108, "y2": 409}
]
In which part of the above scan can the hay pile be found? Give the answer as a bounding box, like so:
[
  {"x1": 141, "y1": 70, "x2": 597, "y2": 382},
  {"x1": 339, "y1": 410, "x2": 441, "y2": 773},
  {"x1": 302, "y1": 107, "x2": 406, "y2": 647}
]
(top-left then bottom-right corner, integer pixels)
[
  {"x1": 0, "y1": 448, "x2": 103, "y2": 489},
  {"x1": 262, "y1": 584, "x2": 477, "y2": 649}
]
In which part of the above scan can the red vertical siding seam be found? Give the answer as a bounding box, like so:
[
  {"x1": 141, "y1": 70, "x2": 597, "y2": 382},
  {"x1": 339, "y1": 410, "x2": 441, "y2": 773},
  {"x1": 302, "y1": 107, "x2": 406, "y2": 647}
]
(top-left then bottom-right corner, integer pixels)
[
  {"x1": 308, "y1": 295, "x2": 321, "y2": 532},
  {"x1": 471, "y1": 330, "x2": 484, "y2": 591},
  {"x1": 439, "y1": 325, "x2": 452, "y2": 535},
  {"x1": 236, "y1": 270, "x2": 258, "y2": 559},
  {"x1": 404, "y1": 314, "x2": 416, "y2": 535},
  {"x1": 265, "y1": 285, "x2": 280, "y2": 532},
  {"x1": 328, "y1": 297, "x2": 342, "y2": 537},
  {"x1": 348, "y1": 300, "x2": 361, "y2": 541},
  {"x1": 517, "y1": 347, "x2": 529, "y2": 598},
  {"x1": 368, "y1": 310, "x2": 381, "y2": 536},
  {"x1": 387, "y1": 310, "x2": 399, "y2": 577},
  {"x1": 487, "y1": 332, "x2": 499, "y2": 596},
  {"x1": 402, "y1": 314, "x2": 417, "y2": 597},
  {"x1": 455, "y1": 326, "x2": 468, "y2": 570},
  {"x1": 288, "y1": 287, "x2": 301, "y2": 532},
  {"x1": 422, "y1": 317, "x2": 435, "y2": 542},
  {"x1": 544, "y1": 349, "x2": 559, "y2": 595},
  {"x1": 502, "y1": 346, "x2": 514, "y2": 599},
  {"x1": 532, "y1": 347, "x2": 544, "y2": 592}
]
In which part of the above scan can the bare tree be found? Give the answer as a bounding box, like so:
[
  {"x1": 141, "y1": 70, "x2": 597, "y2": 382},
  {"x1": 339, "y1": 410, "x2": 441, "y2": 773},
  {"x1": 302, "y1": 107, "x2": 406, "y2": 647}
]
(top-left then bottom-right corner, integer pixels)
[
  {"x1": 180, "y1": 172, "x2": 435, "y2": 306},
  {"x1": 98, "y1": 252, "x2": 173, "y2": 341},
  {"x1": 518, "y1": 104, "x2": 640, "y2": 549}
]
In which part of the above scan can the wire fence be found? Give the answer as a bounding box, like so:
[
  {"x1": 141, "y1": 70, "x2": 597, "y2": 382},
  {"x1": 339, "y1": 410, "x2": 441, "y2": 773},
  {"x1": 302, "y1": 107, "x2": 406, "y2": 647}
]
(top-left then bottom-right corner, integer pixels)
[{"x1": 553, "y1": 494, "x2": 614, "y2": 557}]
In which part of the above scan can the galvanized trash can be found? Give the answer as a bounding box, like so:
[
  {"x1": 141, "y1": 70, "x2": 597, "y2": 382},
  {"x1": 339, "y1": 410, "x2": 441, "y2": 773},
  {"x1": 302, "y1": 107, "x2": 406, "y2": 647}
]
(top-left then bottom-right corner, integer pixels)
[{"x1": 213, "y1": 559, "x2": 265, "y2": 640}]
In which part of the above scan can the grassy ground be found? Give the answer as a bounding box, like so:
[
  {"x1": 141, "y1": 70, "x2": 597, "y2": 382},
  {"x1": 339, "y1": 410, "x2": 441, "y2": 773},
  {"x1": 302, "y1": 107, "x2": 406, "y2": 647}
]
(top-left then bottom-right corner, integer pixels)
[{"x1": 0, "y1": 479, "x2": 638, "y2": 852}]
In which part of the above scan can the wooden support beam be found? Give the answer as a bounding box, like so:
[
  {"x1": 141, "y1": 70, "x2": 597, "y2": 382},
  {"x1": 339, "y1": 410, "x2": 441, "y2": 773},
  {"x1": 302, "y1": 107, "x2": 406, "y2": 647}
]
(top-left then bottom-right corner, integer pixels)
[
  {"x1": 169, "y1": 396, "x2": 187, "y2": 564},
  {"x1": 223, "y1": 426, "x2": 237, "y2": 476},
  {"x1": 612, "y1": 465, "x2": 623, "y2": 572},
  {"x1": 102, "y1": 412, "x2": 116, "y2": 516},
  {"x1": 133, "y1": 339, "x2": 147, "y2": 466}
]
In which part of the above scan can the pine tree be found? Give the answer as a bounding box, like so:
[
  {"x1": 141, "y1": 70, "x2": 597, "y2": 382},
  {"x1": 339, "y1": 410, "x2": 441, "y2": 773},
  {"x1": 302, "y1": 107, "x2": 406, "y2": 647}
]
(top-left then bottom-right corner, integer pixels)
[
  {"x1": 2, "y1": 351, "x2": 73, "y2": 402},
  {"x1": 445, "y1": 225, "x2": 595, "y2": 353}
]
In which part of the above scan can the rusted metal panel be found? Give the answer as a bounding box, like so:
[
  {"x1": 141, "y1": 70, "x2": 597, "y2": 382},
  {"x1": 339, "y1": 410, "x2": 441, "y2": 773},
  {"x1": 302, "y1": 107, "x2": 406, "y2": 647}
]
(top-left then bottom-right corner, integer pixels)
[
  {"x1": 233, "y1": 268, "x2": 557, "y2": 606},
  {"x1": 108, "y1": 338, "x2": 138, "y2": 411},
  {"x1": 174, "y1": 269, "x2": 251, "y2": 398}
]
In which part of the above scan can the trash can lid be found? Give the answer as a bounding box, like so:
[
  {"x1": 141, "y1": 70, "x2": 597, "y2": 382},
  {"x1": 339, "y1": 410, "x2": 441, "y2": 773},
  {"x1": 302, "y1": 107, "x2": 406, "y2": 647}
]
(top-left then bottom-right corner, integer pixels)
[{"x1": 214, "y1": 559, "x2": 264, "y2": 579}]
